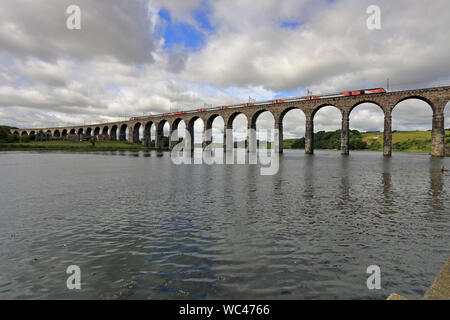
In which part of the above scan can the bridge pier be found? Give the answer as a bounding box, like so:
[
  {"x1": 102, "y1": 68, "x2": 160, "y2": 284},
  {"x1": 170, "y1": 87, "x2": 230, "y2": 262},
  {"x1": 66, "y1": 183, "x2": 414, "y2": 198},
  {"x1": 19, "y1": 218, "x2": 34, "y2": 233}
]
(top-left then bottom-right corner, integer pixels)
[
  {"x1": 156, "y1": 127, "x2": 164, "y2": 150},
  {"x1": 275, "y1": 120, "x2": 283, "y2": 154},
  {"x1": 341, "y1": 111, "x2": 350, "y2": 155},
  {"x1": 383, "y1": 110, "x2": 392, "y2": 156},
  {"x1": 224, "y1": 123, "x2": 233, "y2": 153},
  {"x1": 203, "y1": 122, "x2": 212, "y2": 150},
  {"x1": 305, "y1": 115, "x2": 314, "y2": 154},
  {"x1": 169, "y1": 127, "x2": 178, "y2": 150},
  {"x1": 247, "y1": 122, "x2": 257, "y2": 153},
  {"x1": 128, "y1": 127, "x2": 134, "y2": 143},
  {"x1": 187, "y1": 123, "x2": 195, "y2": 154},
  {"x1": 431, "y1": 112, "x2": 445, "y2": 157}
]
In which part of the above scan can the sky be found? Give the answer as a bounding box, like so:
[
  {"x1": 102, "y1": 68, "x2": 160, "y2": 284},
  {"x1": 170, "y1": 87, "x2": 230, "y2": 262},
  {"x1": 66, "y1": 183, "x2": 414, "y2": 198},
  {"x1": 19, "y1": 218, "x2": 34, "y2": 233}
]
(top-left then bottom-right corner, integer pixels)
[{"x1": 0, "y1": 0, "x2": 449, "y2": 141}]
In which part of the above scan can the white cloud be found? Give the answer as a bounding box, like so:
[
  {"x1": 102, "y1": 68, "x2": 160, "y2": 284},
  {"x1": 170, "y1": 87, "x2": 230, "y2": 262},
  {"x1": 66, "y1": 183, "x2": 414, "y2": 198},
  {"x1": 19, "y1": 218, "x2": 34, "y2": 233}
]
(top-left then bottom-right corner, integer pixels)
[{"x1": 0, "y1": 0, "x2": 449, "y2": 135}]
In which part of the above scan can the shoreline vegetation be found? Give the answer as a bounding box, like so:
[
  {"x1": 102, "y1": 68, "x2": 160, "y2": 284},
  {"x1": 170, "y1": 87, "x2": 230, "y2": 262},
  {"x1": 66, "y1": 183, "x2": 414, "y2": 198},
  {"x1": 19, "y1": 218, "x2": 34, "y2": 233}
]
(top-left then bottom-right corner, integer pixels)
[{"x1": 1, "y1": 126, "x2": 449, "y2": 154}]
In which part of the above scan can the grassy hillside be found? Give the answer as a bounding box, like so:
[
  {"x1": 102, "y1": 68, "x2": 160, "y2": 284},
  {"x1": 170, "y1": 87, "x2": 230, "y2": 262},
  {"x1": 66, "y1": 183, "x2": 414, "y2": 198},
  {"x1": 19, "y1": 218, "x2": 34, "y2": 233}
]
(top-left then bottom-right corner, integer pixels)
[
  {"x1": 361, "y1": 130, "x2": 450, "y2": 152},
  {"x1": 283, "y1": 130, "x2": 450, "y2": 153}
]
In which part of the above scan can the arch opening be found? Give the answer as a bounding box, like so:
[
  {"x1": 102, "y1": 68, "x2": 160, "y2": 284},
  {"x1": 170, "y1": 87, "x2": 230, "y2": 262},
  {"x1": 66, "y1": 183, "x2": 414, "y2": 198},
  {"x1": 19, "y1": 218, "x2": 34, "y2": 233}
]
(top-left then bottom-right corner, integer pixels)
[
  {"x1": 349, "y1": 103, "x2": 385, "y2": 152},
  {"x1": 207, "y1": 115, "x2": 224, "y2": 150},
  {"x1": 119, "y1": 124, "x2": 128, "y2": 141},
  {"x1": 392, "y1": 98, "x2": 433, "y2": 153},
  {"x1": 132, "y1": 122, "x2": 142, "y2": 143},
  {"x1": 229, "y1": 113, "x2": 248, "y2": 150},
  {"x1": 171, "y1": 119, "x2": 186, "y2": 149},
  {"x1": 187, "y1": 117, "x2": 204, "y2": 151},
  {"x1": 312, "y1": 105, "x2": 342, "y2": 151},
  {"x1": 156, "y1": 120, "x2": 170, "y2": 150},
  {"x1": 252, "y1": 110, "x2": 275, "y2": 151},
  {"x1": 102, "y1": 126, "x2": 109, "y2": 136},
  {"x1": 143, "y1": 122, "x2": 154, "y2": 147},
  {"x1": 280, "y1": 108, "x2": 306, "y2": 151},
  {"x1": 110, "y1": 125, "x2": 118, "y2": 140}
]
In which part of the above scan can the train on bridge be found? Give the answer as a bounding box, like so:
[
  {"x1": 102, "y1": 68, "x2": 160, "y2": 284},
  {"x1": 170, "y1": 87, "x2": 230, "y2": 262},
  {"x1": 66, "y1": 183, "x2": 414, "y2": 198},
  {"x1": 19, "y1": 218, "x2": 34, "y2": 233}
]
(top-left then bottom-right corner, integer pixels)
[{"x1": 129, "y1": 88, "x2": 386, "y2": 121}]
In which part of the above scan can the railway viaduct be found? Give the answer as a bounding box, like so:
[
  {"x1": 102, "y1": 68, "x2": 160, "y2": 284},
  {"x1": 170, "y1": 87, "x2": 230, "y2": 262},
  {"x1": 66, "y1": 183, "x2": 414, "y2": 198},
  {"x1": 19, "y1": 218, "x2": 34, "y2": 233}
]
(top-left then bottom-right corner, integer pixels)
[{"x1": 10, "y1": 86, "x2": 450, "y2": 157}]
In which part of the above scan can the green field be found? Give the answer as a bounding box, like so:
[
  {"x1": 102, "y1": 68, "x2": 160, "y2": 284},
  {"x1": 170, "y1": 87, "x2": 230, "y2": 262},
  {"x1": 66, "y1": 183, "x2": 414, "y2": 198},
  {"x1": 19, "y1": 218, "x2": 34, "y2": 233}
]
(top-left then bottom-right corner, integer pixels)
[
  {"x1": 0, "y1": 140, "x2": 150, "y2": 152},
  {"x1": 361, "y1": 130, "x2": 450, "y2": 152},
  {"x1": 283, "y1": 130, "x2": 450, "y2": 153}
]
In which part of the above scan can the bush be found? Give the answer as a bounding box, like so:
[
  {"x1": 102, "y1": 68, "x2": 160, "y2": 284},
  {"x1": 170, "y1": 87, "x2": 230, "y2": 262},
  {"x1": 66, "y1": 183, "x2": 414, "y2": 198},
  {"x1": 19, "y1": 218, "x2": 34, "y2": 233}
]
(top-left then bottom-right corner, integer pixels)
[
  {"x1": 7, "y1": 134, "x2": 19, "y2": 143},
  {"x1": 19, "y1": 135, "x2": 31, "y2": 143},
  {"x1": 291, "y1": 138, "x2": 305, "y2": 149}
]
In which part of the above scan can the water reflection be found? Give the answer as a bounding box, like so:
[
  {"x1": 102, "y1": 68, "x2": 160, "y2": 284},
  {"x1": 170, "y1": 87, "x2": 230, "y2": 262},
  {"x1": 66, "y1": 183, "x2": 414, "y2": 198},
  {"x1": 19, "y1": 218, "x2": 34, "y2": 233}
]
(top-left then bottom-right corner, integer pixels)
[{"x1": 0, "y1": 150, "x2": 449, "y2": 300}]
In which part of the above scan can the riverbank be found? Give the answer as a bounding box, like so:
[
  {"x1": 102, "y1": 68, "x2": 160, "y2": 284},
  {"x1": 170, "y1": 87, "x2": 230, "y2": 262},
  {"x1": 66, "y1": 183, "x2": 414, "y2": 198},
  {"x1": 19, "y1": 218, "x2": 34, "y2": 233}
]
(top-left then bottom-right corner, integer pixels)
[{"x1": 0, "y1": 140, "x2": 151, "y2": 152}]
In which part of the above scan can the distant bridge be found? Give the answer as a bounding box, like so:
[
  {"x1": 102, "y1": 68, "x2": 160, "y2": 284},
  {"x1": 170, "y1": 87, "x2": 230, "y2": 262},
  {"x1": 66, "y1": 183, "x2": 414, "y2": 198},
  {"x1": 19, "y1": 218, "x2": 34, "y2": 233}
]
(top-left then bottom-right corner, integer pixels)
[{"x1": 11, "y1": 86, "x2": 450, "y2": 157}]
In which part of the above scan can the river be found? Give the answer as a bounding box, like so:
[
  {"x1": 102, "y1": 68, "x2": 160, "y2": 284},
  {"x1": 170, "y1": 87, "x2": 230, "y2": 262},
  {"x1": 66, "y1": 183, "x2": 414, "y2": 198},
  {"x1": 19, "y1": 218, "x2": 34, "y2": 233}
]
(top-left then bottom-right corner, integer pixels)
[{"x1": 0, "y1": 150, "x2": 449, "y2": 299}]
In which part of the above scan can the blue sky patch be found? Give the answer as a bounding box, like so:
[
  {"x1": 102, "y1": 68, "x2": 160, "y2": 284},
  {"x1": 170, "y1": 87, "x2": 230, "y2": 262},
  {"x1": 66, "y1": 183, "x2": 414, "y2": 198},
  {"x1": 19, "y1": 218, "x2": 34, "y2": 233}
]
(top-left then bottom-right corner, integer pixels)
[
  {"x1": 158, "y1": 8, "x2": 208, "y2": 52},
  {"x1": 280, "y1": 21, "x2": 300, "y2": 30},
  {"x1": 274, "y1": 86, "x2": 305, "y2": 98},
  {"x1": 193, "y1": 3, "x2": 214, "y2": 31}
]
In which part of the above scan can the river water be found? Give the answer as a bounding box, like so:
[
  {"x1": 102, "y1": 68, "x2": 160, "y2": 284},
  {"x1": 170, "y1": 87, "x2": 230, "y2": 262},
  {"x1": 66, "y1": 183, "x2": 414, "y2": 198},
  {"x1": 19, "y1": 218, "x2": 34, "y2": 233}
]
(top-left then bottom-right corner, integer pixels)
[{"x1": 0, "y1": 150, "x2": 449, "y2": 300}]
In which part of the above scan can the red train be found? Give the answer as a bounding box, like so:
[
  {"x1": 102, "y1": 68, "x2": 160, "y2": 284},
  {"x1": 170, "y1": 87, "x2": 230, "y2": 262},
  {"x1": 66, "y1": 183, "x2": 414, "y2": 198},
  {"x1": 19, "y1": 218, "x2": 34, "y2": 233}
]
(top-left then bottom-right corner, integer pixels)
[{"x1": 129, "y1": 88, "x2": 387, "y2": 120}]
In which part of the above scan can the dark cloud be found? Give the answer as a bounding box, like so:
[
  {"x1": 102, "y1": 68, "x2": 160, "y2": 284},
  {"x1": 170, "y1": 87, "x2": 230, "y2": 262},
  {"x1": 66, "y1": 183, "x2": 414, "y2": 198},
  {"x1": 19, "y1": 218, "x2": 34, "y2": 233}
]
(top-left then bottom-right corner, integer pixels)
[{"x1": 0, "y1": 0, "x2": 156, "y2": 64}]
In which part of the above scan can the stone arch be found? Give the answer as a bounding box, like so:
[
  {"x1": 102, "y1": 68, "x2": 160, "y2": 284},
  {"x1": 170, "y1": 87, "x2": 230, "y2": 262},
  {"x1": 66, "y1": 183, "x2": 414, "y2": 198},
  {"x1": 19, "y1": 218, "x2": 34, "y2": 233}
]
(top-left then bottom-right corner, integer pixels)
[
  {"x1": 13, "y1": 131, "x2": 19, "y2": 135},
  {"x1": 156, "y1": 120, "x2": 170, "y2": 150},
  {"x1": 349, "y1": 102, "x2": 385, "y2": 153},
  {"x1": 21, "y1": 131, "x2": 28, "y2": 136},
  {"x1": 311, "y1": 103, "x2": 342, "y2": 119},
  {"x1": 249, "y1": 110, "x2": 275, "y2": 152},
  {"x1": 69, "y1": 129, "x2": 76, "y2": 135},
  {"x1": 206, "y1": 114, "x2": 225, "y2": 149},
  {"x1": 30, "y1": 131, "x2": 36, "y2": 136},
  {"x1": 279, "y1": 106, "x2": 307, "y2": 125},
  {"x1": 249, "y1": 109, "x2": 274, "y2": 128},
  {"x1": 77, "y1": 128, "x2": 84, "y2": 136},
  {"x1": 94, "y1": 127, "x2": 101, "y2": 136},
  {"x1": 225, "y1": 112, "x2": 248, "y2": 151},
  {"x1": 349, "y1": 100, "x2": 384, "y2": 115},
  {"x1": 102, "y1": 126, "x2": 109, "y2": 135},
  {"x1": 279, "y1": 107, "x2": 307, "y2": 153},
  {"x1": 306, "y1": 104, "x2": 342, "y2": 154},
  {"x1": 54, "y1": 130, "x2": 60, "y2": 137},
  {"x1": 226, "y1": 112, "x2": 248, "y2": 129},
  {"x1": 392, "y1": 97, "x2": 433, "y2": 131},
  {"x1": 85, "y1": 127, "x2": 92, "y2": 136},
  {"x1": 110, "y1": 125, "x2": 118, "y2": 140},
  {"x1": 119, "y1": 124, "x2": 128, "y2": 141},
  {"x1": 132, "y1": 122, "x2": 142, "y2": 143},
  {"x1": 170, "y1": 118, "x2": 186, "y2": 149},
  {"x1": 143, "y1": 121, "x2": 153, "y2": 147},
  {"x1": 391, "y1": 97, "x2": 434, "y2": 155},
  {"x1": 186, "y1": 116, "x2": 205, "y2": 151},
  {"x1": 62, "y1": 129, "x2": 68, "y2": 137},
  {"x1": 393, "y1": 96, "x2": 434, "y2": 113}
]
